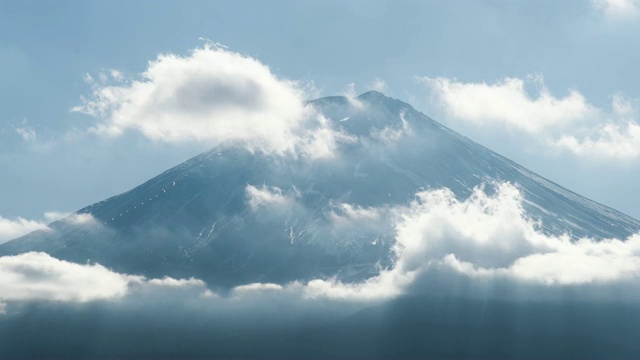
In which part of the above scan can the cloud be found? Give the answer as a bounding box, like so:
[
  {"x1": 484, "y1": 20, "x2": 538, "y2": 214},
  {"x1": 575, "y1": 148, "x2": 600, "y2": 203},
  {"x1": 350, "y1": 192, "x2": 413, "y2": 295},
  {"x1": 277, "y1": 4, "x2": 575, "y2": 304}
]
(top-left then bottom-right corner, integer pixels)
[
  {"x1": 369, "y1": 78, "x2": 387, "y2": 92},
  {"x1": 422, "y1": 74, "x2": 596, "y2": 133},
  {"x1": 0, "y1": 216, "x2": 50, "y2": 244},
  {"x1": 423, "y1": 74, "x2": 640, "y2": 160},
  {"x1": 11, "y1": 118, "x2": 36, "y2": 142},
  {"x1": 14, "y1": 126, "x2": 36, "y2": 141},
  {"x1": 0, "y1": 252, "x2": 139, "y2": 304},
  {"x1": 555, "y1": 121, "x2": 640, "y2": 159},
  {"x1": 233, "y1": 283, "x2": 283, "y2": 293},
  {"x1": 329, "y1": 203, "x2": 384, "y2": 226},
  {"x1": 342, "y1": 82, "x2": 366, "y2": 110},
  {"x1": 43, "y1": 211, "x2": 69, "y2": 223},
  {"x1": 245, "y1": 184, "x2": 296, "y2": 210},
  {"x1": 0, "y1": 252, "x2": 209, "y2": 308},
  {"x1": 370, "y1": 110, "x2": 413, "y2": 144},
  {"x1": 592, "y1": 0, "x2": 640, "y2": 20},
  {"x1": 241, "y1": 182, "x2": 640, "y2": 301},
  {"x1": 72, "y1": 44, "x2": 349, "y2": 158}
]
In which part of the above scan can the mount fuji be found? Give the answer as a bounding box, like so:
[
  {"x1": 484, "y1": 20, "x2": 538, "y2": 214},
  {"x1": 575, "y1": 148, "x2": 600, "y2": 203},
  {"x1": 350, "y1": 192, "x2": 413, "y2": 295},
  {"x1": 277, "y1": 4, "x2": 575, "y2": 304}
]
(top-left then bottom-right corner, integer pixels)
[{"x1": 2, "y1": 91, "x2": 639, "y2": 289}]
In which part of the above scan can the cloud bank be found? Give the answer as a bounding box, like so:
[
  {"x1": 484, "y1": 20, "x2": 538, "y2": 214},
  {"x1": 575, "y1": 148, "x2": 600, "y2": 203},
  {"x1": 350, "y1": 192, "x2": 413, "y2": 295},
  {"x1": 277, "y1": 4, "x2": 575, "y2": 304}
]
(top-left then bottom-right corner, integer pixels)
[
  {"x1": 235, "y1": 183, "x2": 640, "y2": 301},
  {"x1": 3, "y1": 183, "x2": 640, "y2": 308},
  {"x1": 0, "y1": 252, "x2": 208, "y2": 312}
]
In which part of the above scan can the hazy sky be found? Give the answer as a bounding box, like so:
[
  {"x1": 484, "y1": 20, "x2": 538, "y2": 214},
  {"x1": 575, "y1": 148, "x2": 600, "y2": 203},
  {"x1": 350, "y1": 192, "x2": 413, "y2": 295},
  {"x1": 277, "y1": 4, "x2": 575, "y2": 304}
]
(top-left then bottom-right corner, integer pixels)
[{"x1": 2, "y1": 0, "x2": 640, "y2": 223}]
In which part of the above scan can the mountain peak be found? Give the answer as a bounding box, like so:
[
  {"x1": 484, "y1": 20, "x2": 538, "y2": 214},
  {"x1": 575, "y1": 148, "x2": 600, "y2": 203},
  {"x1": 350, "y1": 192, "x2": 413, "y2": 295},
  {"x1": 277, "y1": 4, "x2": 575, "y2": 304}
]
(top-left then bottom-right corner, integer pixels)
[{"x1": 357, "y1": 90, "x2": 387, "y2": 99}]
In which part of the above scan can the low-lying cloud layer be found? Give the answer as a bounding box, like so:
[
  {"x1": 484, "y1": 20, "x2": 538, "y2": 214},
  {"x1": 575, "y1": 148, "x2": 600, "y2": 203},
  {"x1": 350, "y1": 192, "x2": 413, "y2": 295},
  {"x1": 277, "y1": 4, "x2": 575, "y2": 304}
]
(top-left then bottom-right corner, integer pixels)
[
  {"x1": 4, "y1": 182, "x2": 640, "y2": 309},
  {"x1": 238, "y1": 182, "x2": 640, "y2": 301},
  {"x1": 0, "y1": 252, "x2": 208, "y2": 312}
]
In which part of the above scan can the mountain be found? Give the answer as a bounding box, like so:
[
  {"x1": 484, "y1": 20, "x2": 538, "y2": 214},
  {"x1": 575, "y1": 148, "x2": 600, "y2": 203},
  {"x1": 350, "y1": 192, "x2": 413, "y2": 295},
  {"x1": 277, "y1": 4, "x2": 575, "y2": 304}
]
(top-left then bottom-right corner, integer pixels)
[{"x1": 2, "y1": 91, "x2": 639, "y2": 288}]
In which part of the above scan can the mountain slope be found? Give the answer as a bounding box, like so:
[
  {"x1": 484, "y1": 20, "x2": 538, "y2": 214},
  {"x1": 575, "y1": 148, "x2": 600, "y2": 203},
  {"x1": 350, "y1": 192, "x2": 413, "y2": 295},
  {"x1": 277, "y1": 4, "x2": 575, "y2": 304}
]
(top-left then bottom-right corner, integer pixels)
[{"x1": 2, "y1": 91, "x2": 639, "y2": 287}]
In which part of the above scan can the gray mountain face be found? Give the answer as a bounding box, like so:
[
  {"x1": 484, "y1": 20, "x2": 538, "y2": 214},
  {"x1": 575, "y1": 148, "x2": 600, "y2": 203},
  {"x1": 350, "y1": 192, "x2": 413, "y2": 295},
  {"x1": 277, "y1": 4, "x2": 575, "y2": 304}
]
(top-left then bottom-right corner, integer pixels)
[{"x1": 2, "y1": 91, "x2": 639, "y2": 288}]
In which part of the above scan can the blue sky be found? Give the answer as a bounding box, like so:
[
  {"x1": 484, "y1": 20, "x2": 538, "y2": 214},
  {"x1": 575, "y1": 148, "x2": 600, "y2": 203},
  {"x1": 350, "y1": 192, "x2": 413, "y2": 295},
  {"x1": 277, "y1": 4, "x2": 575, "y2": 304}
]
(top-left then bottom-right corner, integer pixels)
[{"x1": 1, "y1": 0, "x2": 640, "y2": 233}]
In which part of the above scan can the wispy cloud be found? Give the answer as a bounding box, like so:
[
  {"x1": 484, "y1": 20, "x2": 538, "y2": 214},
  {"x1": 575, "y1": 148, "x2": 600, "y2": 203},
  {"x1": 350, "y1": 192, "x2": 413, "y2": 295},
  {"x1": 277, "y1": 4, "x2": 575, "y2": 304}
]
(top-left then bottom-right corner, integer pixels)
[
  {"x1": 422, "y1": 74, "x2": 640, "y2": 160},
  {"x1": 0, "y1": 216, "x2": 50, "y2": 244},
  {"x1": 592, "y1": 0, "x2": 640, "y2": 21}
]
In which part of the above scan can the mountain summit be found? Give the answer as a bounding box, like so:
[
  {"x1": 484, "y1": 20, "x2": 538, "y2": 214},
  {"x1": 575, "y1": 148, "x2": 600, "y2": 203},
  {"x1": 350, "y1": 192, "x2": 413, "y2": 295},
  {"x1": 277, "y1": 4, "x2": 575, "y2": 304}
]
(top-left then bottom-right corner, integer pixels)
[{"x1": 2, "y1": 92, "x2": 639, "y2": 288}]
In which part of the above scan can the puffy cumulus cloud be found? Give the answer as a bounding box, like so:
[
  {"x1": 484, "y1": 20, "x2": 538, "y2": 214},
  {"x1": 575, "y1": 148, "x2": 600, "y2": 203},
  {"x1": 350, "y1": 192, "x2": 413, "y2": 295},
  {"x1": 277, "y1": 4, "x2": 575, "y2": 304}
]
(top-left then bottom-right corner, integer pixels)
[
  {"x1": 239, "y1": 183, "x2": 640, "y2": 301},
  {"x1": 592, "y1": 0, "x2": 640, "y2": 20},
  {"x1": 72, "y1": 44, "x2": 350, "y2": 158},
  {"x1": 245, "y1": 184, "x2": 297, "y2": 210},
  {"x1": 0, "y1": 252, "x2": 211, "y2": 310},
  {"x1": 0, "y1": 216, "x2": 50, "y2": 244},
  {"x1": 386, "y1": 183, "x2": 640, "y2": 287},
  {"x1": 422, "y1": 74, "x2": 595, "y2": 133}
]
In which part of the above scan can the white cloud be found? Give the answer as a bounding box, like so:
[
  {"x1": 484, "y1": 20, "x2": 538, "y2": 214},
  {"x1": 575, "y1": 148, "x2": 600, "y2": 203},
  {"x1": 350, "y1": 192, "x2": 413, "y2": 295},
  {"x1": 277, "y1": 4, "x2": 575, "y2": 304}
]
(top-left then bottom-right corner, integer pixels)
[
  {"x1": 245, "y1": 184, "x2": 296, "y2": 210},
  {"x1": 241, "y1": 182, "x2": 640, "y2": 301},
  {"x1": 0, "y1": 252, "x2": 140, "y2": 303},
  {"x1": 233, "y1": 283, "x2": 283, "y2": 293},
  {"x1": 390, "y1": 183, "x2": 640, "y2": 286},
  {"x1": 555, "y1": 121, "x2": 640, "y2": 159},
  {"x1": 298, "y1": 115, "x2": 357, "y2": 159},
  {"x1": 370, "y1": 110, "x2": 413, "y2": 144},
  {"x1": 369, "y1": 78, "x2": 387, "y2": 92},
  {"x1": 423, "y1": 74, "x2": 640, "y2": 160},
  {"x1": 73, "y1": 44, "x2": 350, "y2": 158},
  {"x1": 0, "y1": 252, "x2": 210, "y2": 309},
  {"x1": 147, "y1": 277, "x2": 205, "y2": 287},
  {"x1": 422, "y1": 75, "x2": 596, "y2": 133},
  {"x1": 4, "y1": 184, "x2": 640, "y2": 306},
  {"x1": 45, "y1": 211, "x2": 98, "y2": 226},
  {"x1": 14, "y1": 126, "x2": 36, "y2": 141},
  {"x1": 592, "y1": 0, "x2": 640, "y2": 20},
  {"x1": 0, "y1": 212, "x2": 98, "y2": 245},
  {"x1": 43, "y1": 211, "x2": 70, "y2": 223},
  {"x1": 0, "y1": 216, "x2": 50, "y2": 244},
  {"x1": 342, "y1": 82, "x2": 366, "y2": 110},
  {"x1": 12, "y1": 118, "x2": 36, "y2": 142},
  {"x1": 329, "y1": 203, "x2": 384, "y2": 227}
]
